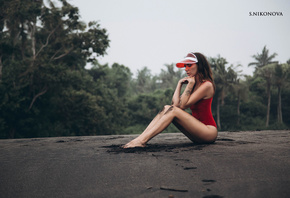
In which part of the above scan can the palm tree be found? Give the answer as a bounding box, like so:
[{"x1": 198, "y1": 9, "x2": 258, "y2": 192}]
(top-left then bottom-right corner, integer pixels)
[
  {"x1": 248, "y1": 46, "x2": 278, "y2": 72},
  {"x1": 135, "y1": 67, "x2": 154, "y2": 94},
  {"x1": 210, "y1": 55, "x2": 236, "y2": 129},
  {"x1": 273, "y1": 63, "x2": 290, "y2": 124},
  {"x1": 159, "y1": 63, "x2": 186, "y2": 89},
  {"x1": 234, "y1": 79, "x2": 249, "y2": 125},
  {"x1": 256, "y1": 64, "x2": 275, "y2": 127},
  {"x1": 222, "y1": 63, "x2": 250, "y2": 127}
]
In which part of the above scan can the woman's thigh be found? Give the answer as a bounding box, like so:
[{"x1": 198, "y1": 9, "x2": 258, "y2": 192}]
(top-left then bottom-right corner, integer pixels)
[{"x1": 172, "y1": 107, "x2": 218, "y2": 143}]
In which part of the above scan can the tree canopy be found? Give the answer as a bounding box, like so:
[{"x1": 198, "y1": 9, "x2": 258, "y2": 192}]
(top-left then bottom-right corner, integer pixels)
[{"x1": 0, "y1": 0, "x2": 111, "y2": 137}]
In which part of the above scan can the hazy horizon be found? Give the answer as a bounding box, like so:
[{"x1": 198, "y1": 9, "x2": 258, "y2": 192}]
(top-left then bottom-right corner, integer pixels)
[{"x1": 69, "y1": 0, "x2": 290, "y2": 76}]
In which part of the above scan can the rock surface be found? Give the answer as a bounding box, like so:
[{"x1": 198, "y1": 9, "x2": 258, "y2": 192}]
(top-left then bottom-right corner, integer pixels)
[{"x1": 0, "y1": 130, "x2": 289, "y2": 198}]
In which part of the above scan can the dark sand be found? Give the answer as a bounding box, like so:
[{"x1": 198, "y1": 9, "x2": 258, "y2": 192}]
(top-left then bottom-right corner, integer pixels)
[{"x1": 0, "y1": 130, "x2": 289, "y2": 198}]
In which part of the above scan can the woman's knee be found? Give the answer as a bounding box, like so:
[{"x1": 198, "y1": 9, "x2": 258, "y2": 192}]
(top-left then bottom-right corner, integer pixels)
[
  {"x1": 164, "y1": 105, "x2": 172, "y2": 109},
  {"x1": 159, "y1": 105, "x2": 173, "y2": 115},
  {"x1": 164, "y1": 105, "x2": 174, "y2": 115}
]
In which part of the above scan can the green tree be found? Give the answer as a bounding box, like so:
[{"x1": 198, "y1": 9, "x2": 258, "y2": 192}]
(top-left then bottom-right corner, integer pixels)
[
  {"x1": 158, "y1": 63, "x2": 185, "y2": 89},
  {"x1": 0, "y1": 0, "x2": 110, "y2": 138},
  {"x1": 235, "y1": 79, "x2": 249, "y2": 125},
  {"x1": 133, "y1": 67, "x2": 156, "y2": 94},
  {"x1": 89, "y1": 62, "x2": 133, "y2": 97},
  {"x1": 87, "y1": 61, "x2": 133, "y2": 133},
  {"x1": 224, "y1": 63, "x2": 249, "y2": 126},
  {"x1": 256, "y1": 64, "x2": 275, "y2": 127},
  {"x1": 248, "y1": 45, "x2": 277, "y2": 72},
  {"x1": 273, "y1": 63, "x2": 290, "y2": 124},
  {"x1": 210, "y1": 55, "x2": 236, "y2": 129},
  {"x1": 248, "y1": 46, "x2": 280, "y2": 127}
]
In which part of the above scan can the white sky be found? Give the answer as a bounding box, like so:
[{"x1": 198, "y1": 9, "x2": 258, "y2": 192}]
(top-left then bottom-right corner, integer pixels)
[{"x1": 68, "y1": 0, "x2": 290, "y2": 76}]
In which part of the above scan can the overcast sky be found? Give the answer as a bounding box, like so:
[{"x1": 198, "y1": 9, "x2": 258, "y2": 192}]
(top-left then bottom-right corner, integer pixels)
[{"x1": 69, "y1": 0, "x2": 290, "y2": 76}]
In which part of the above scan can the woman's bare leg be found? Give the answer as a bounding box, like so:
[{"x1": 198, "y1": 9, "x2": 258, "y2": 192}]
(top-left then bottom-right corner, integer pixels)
[
  {"x1": 141, "y1": 106, "x2": 166, "y2": 134},
  {"x1": 123, "y1": 105, "x2": 172, "y2": 148},
  {"x1": 123, "y1": 105, "x2": 217, "y2": 148}
]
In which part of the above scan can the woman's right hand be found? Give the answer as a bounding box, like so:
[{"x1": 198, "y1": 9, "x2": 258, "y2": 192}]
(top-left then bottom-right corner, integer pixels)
[{"x1": 178, "y1": 77, "x2": 190, "y2": 85}]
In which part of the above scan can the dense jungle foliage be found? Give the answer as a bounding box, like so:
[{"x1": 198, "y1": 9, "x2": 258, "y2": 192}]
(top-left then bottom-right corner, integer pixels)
[{"x1": 1, "y1": 0, "x2": 289, "y2": 138}]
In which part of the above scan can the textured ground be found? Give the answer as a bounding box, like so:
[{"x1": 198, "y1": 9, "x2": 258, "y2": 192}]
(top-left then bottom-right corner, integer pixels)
[{"x1": 0, "y1": 130, "x2": 289, "y2": 198}]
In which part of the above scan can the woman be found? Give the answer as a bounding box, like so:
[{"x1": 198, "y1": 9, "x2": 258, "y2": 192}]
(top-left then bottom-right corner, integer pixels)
[{"x1": 123, "y1": 52, "x2": 217, "y2": 148}]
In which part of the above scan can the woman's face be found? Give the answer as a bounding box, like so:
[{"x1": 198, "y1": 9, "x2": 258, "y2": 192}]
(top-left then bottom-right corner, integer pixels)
[{"x1": 185, "y1": 63, "x2": 198, "y2": 77}]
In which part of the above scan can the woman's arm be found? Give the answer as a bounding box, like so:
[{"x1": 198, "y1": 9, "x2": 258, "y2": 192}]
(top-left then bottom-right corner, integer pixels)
[
  {"x1": 178, "y1": 77, "x2": 195, "y2": 109},
  {"x1": 172, "y1": 77, "x2": 195, "y2": 107},
  {"x1": 171, "y1": 81, "x2": 183, "y2": 106}
]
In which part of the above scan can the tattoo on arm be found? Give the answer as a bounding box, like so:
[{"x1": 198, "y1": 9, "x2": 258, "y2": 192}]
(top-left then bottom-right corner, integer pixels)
[
  {"x1": 185, "y1": 89, "x2": 191, "y2": 96},
  {"x1": 186, "y1": 84, "x2": 194, "y2": 96}
]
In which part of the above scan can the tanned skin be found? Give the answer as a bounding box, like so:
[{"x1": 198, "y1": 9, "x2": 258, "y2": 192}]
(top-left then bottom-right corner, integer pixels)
[{"x1": 123, "y1": 63, "x2": 217, "y2": 148}]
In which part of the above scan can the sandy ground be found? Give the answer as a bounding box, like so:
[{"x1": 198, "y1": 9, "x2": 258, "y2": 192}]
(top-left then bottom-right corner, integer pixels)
[{"x1": 0, "y1": 130, "x2": 289, "y2": 198}]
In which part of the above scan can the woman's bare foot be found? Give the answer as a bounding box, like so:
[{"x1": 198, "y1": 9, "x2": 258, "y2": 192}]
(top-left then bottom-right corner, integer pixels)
[{"x1": 122, "y1": 138, "x2": 146, "y2": 148}]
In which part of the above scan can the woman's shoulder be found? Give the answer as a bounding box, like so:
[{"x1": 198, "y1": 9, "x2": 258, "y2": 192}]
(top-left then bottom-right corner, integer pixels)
[
  {"x1": 200, "y1": 81, "x2": 215, "y2": 98},
  {"x1": 201, "y1": 81, "x2": 214, "y2": 88}
]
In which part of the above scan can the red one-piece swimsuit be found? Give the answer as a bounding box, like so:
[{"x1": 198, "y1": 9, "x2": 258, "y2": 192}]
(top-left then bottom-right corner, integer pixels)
[{"x1": 190, "y1": 97, "x2": 217, "y2": 128}]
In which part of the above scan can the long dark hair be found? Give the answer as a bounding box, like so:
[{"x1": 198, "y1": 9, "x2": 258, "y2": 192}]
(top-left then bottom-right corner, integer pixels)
[{"x1": 194, "y1": 52, "x2": 215, "y2": 91}]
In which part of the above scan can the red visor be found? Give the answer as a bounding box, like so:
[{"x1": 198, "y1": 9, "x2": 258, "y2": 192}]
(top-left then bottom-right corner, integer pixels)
[
  {"x1": 176, "y1": 52, "x2": 198, "y2": 68},
  {"x1": 176, "y1": 59, "x2": 196, "y2": 68}
]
